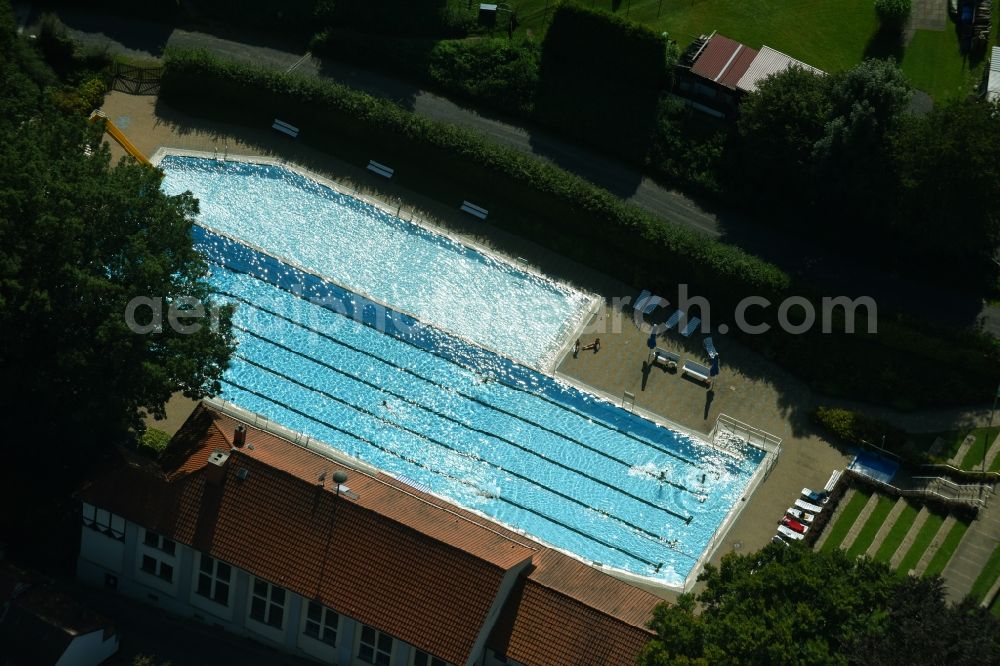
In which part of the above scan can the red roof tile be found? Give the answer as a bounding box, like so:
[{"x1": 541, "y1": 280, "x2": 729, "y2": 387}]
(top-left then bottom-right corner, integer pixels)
[
  {"x1": 488, "y1": 577, "x2": 656, "y2": 666},
  {"x1": 82, "y1": 403, "x2": 664, "y2": 666},
  {"x1": 83, "y1": 404, "x2": 534, "y2": 665},
  {"x1": 690, "y1": 34, "x2": 759, "y2": 90}
]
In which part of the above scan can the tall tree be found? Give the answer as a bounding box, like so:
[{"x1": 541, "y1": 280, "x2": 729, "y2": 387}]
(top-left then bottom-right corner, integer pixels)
[
  {"x1": 0, "y1": 0, "x2": 233, "y2": 549},
  {"x1": 891, "y1": 99, "x2": 1000, "y2": 291},
  {"x1": 638, "y1": 544, "x2": 1000, "y2": 665}
]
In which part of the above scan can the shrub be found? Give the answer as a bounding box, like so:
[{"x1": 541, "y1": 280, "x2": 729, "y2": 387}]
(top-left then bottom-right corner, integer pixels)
[
  {"x1": 428, "y1": 38, "x2": 539, "y2": 115},
  {"x1": 812, "y1": 406, "x2": 907, "y2": 451},
  {"x1": 875, "y1": 0, "x2": 912, "y2": 29},
  {"x1": 138, "y1": 427, "x2": 172, "y2": 456}
]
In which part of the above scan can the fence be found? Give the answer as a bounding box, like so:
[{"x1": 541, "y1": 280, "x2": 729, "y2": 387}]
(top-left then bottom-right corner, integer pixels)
[
  {"x1": 111, "y1": 61, "x2": 162, "y2": 96},
  {"x1": 845, "y1": 467, "x2": 992, "y2": 511}
]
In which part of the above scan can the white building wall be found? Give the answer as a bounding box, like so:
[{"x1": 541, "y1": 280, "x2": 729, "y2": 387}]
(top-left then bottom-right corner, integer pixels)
[{"x1": 53, "y1": 630, "x2": 119, "y2": 666}]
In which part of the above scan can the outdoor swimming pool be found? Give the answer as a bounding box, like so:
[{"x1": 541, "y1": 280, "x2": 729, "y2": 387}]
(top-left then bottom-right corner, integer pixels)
[
  {"x1": 160, "y1": 155, "x2": 593, "y2": 370},
  {"x1": 192, "y1": 225, "x2": 765, "y2": 586}
]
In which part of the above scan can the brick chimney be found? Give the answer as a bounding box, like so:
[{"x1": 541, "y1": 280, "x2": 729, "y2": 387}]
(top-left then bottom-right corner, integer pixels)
[{"x1": 233, "y1": 424, "x2": 247, "y2": 448}]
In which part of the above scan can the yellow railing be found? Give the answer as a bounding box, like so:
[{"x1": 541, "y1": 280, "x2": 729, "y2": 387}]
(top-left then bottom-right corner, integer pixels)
[{"x1": 89, "y1": 110, "x2": 151, "y2": 166}]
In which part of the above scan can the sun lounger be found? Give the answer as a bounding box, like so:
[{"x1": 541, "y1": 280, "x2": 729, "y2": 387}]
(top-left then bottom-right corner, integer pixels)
[
  {"x1": 781, "y1": 517, "x2": 809, "y2": 534},
  {"x1": 801, "y1": 488, "x2": 830, "y2": 504},
  {"x1": 794, "y1": 499, "x2": 823, "y2": 514},
  {"x1": 703, "y1": 336, "x2": 718, "y2": 359},
  {"x1": 650, "y1": 347, "x2": 680, "y2": 370},
  {"x1": 772, "y1": 534, "x2": 790, "y2": 546},
  {"x1": 786, "y1": 507, "x2": 815, "y2": 524},
  {"x1": 681, "y1": 360, "x2": 712, "y2": 383},
  {"x1": 633, "y1": 290, "x2": 651, "y2": 313},
  {"x1": 664, "y1": 309, "x2": 683, "y2": 330},
  {"x1": 680, "y1": 317, "x2": 701, "y2": 337},
  {"x1": 776, "y1": 525, "x2": 805, "y2": 541},
  {"x1": 823, "y1": 470, "x2": 842, "y2": 493}
]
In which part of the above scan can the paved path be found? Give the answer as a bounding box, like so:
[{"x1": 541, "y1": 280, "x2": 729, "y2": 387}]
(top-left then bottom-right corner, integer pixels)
[
  {"x1": 914, "y1": 514, "x2": 957, "y2": 576},
  {"x1": 891, "y1": 505, "x2": 930, "y2": 568},
  {"x1": 942, "y1": 487, "x2": 1000, "y2": 601},
  {"x1": 840, "y1": 493, "x2": 881, "y2": 552},
  {"x1": 21, "y1": 3, "x2": 1000, "y2": 331},
  {"x1": 866, "y1": 496, "x2": 908, "y2": 557}
]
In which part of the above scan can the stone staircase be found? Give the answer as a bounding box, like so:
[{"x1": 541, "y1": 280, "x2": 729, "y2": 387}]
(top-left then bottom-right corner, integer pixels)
[{"x1": 941, "y1": 485, "x2": 1000, "y2": 601}]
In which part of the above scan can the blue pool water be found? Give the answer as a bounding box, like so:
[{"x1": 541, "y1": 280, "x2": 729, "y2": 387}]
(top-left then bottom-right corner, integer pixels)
[
  {"x1": 194, "y1": 227, "x2": 764, "y2": 585},
  {"x1": 160, "y1": 156, "x2": 592, "y2": 370}
]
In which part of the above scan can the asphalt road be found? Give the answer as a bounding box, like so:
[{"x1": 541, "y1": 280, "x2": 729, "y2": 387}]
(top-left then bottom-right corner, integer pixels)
[{"x1": 21, "y1": 4, "x2": 998, "y2": 330}]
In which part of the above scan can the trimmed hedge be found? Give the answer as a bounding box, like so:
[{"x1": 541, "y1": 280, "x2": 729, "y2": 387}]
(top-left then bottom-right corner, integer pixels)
[
  {"x1": 428, "y1": 38, "x2": 540, "y2": 116},
  {"x1": 812, "y1": 406, "x2": 907, "y2": 451},
  {"x1": 535, "y1": 4, "x2": 666, "y2": 160},
  {"x1": 159, "y1": 49, "x2": 1000, "y2": 408}
]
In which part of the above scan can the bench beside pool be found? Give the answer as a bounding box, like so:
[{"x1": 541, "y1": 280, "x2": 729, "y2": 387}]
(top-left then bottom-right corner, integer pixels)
[
  {"x1": 367, "y1": 160, "x2": 395, "y2": 179},
  {"x1": 651, "y1": 347, "x2": 680, "y2": 370},
  {"x1": 272, "y1": 119, "x2": 299, "y2": 138},
  {"x1": 460, "y1": 200, "x2": 489, "y2": 220},
  {"x1": 682, "y1": 359, "x2": 712, "y2": 383}
]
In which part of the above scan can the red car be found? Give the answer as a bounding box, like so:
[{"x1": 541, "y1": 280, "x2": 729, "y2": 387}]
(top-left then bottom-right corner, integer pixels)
[{"x1": 781, "y1": 516, "x2": 808, "y2": 534}]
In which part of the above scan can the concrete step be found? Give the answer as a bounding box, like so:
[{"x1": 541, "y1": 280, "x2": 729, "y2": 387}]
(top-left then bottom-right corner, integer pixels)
[
  {"x1": 890, "y1": 505, "x2": 930, "y2": 569},
  {"x1": 813, "y1": 488, "x2": 855, "y2": 551},
  {"x1": 913, "y1": 513, "x2": 957, "y2": 576},
  {"x1": 942, "y1": 496, "x2": 1000, "y2": 602},
  {"x1": 840, "y1": 492, "x2": 880, "y2": 553},
  {"x1": 949, "y1": 433, "x2": 977, "y2": 467},
  {"x1": 866, "y1": 497, "x2": 909, "y2": 558}
]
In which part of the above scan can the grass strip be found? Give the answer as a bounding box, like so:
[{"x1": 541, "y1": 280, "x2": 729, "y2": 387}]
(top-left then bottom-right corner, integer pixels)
[{"x1": 820, "y1": 489, "x2": 872, "y2": 553}]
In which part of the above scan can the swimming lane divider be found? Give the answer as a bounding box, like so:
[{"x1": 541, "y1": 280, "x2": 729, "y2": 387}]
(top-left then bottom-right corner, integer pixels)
[
  {"x1": 236, "y1": 324, "x2": 697, "y2": 498},
  {"x1": 232, "y1": 352, "x2": 694, "y2": 526},
  {"x1": 211, "y1": 285, "x2": 699, "y2": 470}
]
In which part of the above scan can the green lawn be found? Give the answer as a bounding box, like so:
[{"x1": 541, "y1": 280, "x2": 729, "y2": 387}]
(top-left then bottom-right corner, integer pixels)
[
  {"x1": 960, "y1": 425, "x2": 1000, "y2": 471},
  {"x1": 513, "y1": 0, "x2": 993, "y2": 101},
  {"x1": 873, "y1": 502, "x2": 918, "y2": 562},
  {"x1": 846, "y1": 495, "x2": 895, "y2": 558},
  {"x1": 820, "y1": 489, "x2": 873, "y2": 553},
  {"x1": 968, "y1": 544, "x2": 1000, "y2": 603},
  {"x1": 896, "y1": 511, "x2": 946, "y2": 573},
  {"x1": 992, "y1": 594, "x2": 1000, "y2": 619},
  {"x1": 899, "y1": 29, "x2": 985, "y2": 103},
  {"x1": 911, "y1": 426, "x2": 1000, "y2": 470},
  {"x1": 923, "y1": 519, "x2": 971, "y2": 578}
]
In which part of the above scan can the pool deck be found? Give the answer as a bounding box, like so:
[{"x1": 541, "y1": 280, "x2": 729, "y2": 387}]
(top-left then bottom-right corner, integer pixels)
[{"x1": 114, "y1": 91, "x2": 853, "y2": 600}]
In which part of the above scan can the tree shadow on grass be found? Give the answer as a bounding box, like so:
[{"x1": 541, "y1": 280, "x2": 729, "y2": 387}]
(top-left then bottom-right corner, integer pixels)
[{"x1": 864, "y1": 26, "x2": 905, "y2": 61}]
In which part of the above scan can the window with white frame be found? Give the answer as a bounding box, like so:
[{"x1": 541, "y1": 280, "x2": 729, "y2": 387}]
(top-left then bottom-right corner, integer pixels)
[
  {"x1": 195, "y1": 554, "x2": 232, "y2": 606},
  {"x1": 142, "y1": 529, "x2": 176, "y2": 556},
  {"x1": 358, "y1": 625, "x2": 394, "y2": 665},
  {"x1": 411, "y1": 649, "x2": 449, "y2": 666},
  {"x1": 138, "y1": 528, "x2": 176, "y2": 584},
  {"x1": 81, "y1": 503, "x2": 125, "y2": 541},
  {"x1": 139, "y1": 552, "x2": 174, "y2": 582},
  {"x1": 249, "y1": 578, "x2": 285, "y2": 629},
  {"x1": 303, "y1": 600, "x2": 339, "y2": 647}
]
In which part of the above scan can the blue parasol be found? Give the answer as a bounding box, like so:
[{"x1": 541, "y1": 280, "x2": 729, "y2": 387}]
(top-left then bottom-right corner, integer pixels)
[
  {"x1": 646, "y1": 331, "x2": 657, "y2": 349},
  {"x1": 710, "y1": 355, "x2": 720, "y2": 377}
]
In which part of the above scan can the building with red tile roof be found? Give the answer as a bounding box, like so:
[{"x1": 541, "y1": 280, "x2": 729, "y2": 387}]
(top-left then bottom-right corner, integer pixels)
[
  {"x1": 678, "y1": 32, "x2": 823, "y2": 116},
  {"x1": 77, "y1": 402, "x2": 663, "y2": 666}
]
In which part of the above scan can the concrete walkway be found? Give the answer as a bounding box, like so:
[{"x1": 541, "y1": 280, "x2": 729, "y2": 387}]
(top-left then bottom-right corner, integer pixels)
[
  {"x1": 891, "y1": 505, "x2": 931, "y2": 568},
  {"x1": 866, "y1": 497, "x2": 909, "y2": 558},
  {"x1": 942, "y1": 488, "x2": 1000, "y2": 601},
  {"x1": 914, "y1": 514, "x2": 957, "y2": 576},
  {"x1": 840, "y1": 493, "x2": 881, "y2": 553},
  {"x1": 813, "y1": 487, "x2": 857, "y2": 550}
]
